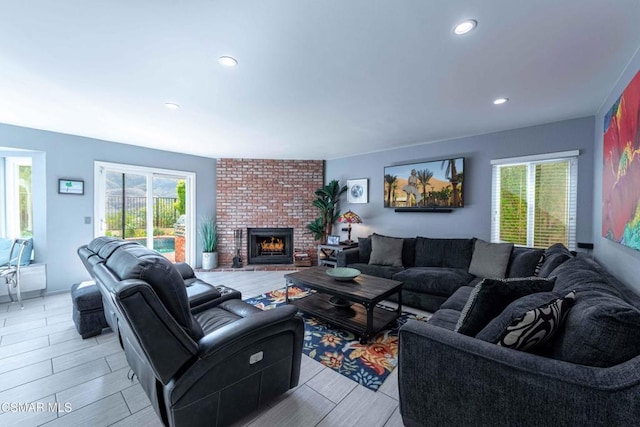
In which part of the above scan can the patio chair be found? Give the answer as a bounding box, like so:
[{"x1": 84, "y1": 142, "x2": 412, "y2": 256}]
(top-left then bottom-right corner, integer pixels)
[{"x1": 0, "y1": 238, "x2": 31, "y2": 309}]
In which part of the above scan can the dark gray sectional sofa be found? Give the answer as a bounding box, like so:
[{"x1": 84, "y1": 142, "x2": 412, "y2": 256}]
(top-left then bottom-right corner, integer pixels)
[
  {"x1": 398, "y1": 249, "x2": 640, "y2": 426},
  {"x1": 337, "y1": 234, "x2": 545, "y2": 312}
]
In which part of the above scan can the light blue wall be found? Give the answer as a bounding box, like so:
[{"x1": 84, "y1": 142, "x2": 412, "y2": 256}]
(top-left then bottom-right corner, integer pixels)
[
  {"x1": 593, "y1": 49, "x2": 640, "y2": 291},
  {"x1": 0, "y1": 123, "x2": 216, "y2": 293},
  {"x1": 326, "y1": 117, "x2": 595, "y2": 245}
]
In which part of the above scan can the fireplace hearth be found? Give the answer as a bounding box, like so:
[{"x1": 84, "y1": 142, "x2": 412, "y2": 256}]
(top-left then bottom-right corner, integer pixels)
[{"x1": 247, "y1": 228, "x2": 294, "y2": 264}]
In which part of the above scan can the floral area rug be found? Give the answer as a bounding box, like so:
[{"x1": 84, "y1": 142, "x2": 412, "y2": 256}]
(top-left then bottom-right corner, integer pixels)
[{"x1": 244, "y1": 286, "x2": 430, "y2": 391}]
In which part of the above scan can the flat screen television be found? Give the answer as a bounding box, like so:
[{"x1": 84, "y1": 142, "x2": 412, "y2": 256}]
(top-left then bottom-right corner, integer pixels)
[{"x1": 383, "y1": 157, "x2": 464, "y2": 209}]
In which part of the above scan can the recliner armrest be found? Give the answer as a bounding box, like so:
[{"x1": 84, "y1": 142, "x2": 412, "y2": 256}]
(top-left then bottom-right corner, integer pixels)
[
  {"x1": 173, "y1": 262, "x2": 195, "y2": 280},
  {"x1": 198, "y1": 305, "x2": 300, "y2": 358}
]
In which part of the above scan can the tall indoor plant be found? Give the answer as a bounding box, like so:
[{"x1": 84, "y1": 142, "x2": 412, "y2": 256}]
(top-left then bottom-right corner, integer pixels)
[
  {"x1": 200, "y1": 216, "x2": 218, "y2": 269},
  {"x1": 307, "y1": 180, "x2": 347, "y2": 243}
]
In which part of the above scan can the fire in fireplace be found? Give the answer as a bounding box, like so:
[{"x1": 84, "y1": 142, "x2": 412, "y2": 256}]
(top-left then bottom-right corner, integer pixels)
[
  {"x1": 260, "y1": 237, "x2": 285, "y2": 254},
  {"x1": 247, "y1": 228, "x2": 293, "y2": 264}
]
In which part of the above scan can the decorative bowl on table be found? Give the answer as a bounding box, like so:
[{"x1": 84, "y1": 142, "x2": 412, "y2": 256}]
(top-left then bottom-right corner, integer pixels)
[{"x1": 326, "y1": 267, "x2": 361, "y2": 281}]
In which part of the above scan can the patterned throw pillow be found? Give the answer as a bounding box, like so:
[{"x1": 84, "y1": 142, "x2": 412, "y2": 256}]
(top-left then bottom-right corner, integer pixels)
[
  {"x1": 492, "y1": 291, "x2": 576, "y2": 351},
  {"x1": 533, "y1": 253, "x2": 546, "y2": 276},
  {"x1": 455, "y1": 277, "x2": 556, "y2": 337},
  {"x1": 535, "y1": 243, "x2": 573, "y2": 278}
]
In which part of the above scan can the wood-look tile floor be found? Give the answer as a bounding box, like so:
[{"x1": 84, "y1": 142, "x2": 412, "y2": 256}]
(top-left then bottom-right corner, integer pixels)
[{"x1": 0, "y1": 271, "x2": 428, "y2": 427}]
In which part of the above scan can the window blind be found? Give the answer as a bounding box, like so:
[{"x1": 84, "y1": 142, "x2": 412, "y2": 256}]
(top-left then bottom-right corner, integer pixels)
[{"x1": 491, "y1": 153, "x2": 577, "y2": 250}]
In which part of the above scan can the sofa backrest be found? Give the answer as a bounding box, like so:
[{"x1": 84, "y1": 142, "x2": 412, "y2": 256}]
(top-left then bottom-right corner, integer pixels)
[{"x1": 414, "y1": 237, "x2": 475, "y2": 269}]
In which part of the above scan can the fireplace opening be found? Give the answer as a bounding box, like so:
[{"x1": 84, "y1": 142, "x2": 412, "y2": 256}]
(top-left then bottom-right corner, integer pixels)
[{"x1": 247, "y1": 228, "x2": 293, "y2": 264}]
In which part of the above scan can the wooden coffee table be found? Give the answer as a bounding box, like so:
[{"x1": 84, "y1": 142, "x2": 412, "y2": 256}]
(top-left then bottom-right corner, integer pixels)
[{"x1": 284, "y1": 267, "x2": 403, "y2": 343}]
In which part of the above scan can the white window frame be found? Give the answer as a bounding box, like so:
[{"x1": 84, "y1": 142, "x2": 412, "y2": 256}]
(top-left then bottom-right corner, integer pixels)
[
  {"x1": 94, "y1": 161, "x2": 196, "y2": 265},
  {"x1": 491, "y1": 150, "x2": 578, "y2": 250},
  {"x1": 4, "y1": 156, "x2": 32, "y2": 238}
]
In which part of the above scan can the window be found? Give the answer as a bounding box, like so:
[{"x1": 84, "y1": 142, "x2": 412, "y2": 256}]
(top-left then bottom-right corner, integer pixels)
[
  {"x1": 3, "y1": 157, "x2": 33, "y2": 238},
  {"x1": 491, "y1": 151, "x2": 578, "y2": 250}
]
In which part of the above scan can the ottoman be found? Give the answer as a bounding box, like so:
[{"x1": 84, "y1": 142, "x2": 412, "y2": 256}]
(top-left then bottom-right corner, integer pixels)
[{"x1": 71, "y1": 281, "x2": 109, "y2": 338}]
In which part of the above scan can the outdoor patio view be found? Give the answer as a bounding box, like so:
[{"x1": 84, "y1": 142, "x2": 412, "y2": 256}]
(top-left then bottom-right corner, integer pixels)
[{"x1": 104, "y1": 172, "x2": 185, "y2": 262}]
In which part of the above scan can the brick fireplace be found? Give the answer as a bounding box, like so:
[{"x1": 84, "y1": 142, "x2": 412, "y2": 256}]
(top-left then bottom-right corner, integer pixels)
[{"x1": 216, "y1": 159, "x2": 324, "y2": 267}]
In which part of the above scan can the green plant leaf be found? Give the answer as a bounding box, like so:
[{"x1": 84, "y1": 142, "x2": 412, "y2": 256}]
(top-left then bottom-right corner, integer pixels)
[{"x1": 199, "y1": 216, "x2": 217, "y2": 252}]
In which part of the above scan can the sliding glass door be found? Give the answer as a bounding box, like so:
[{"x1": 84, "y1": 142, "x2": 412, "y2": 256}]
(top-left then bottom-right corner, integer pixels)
[{"x1": 94, "y1": 162, "x2": 196, "y2": 265}]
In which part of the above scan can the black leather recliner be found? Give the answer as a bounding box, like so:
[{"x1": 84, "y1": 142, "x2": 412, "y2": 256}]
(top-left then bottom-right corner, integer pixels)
[{"x1": 78, "y1": 237, "x2": 304, "y2": 427}]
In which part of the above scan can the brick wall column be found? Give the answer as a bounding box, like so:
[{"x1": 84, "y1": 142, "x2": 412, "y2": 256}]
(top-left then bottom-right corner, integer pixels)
[{"x1": 216, "y1": 159, "x2": 324, "y2": 267}]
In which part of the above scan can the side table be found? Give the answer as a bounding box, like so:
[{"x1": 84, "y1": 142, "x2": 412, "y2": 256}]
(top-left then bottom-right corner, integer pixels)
[{"x1": 317, "y1": 243, "x2": 358, "y2": 267}]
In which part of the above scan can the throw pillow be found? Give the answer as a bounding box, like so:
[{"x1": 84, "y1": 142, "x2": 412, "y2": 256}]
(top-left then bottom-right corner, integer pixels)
[
  {"x1": 371, "y1": 233, "x2": 416, "y2": 267},
  {"x1": 468, "y1": 239, "x2": 514, "y2": 279},
  {"x1": 550, "y1": 292, "x2": 640, "y2": 367},
  {"x1": 507, "y1": 247, "x2": 545, "y2": 278},
  {"x1": 536, "y1": 243, "x2": 573, "y2": 277},
  {"x1": 477, "y1": 291, "x2": 575, "y2": 352},
  {"x1": 16, "y1": 238, "x2": 34, "y2": 266},
  {"x1": 455, "y1": 277, "x2": 556, "y2": 337},
  {"x1": 1, "y1": 238, "x2": 33, "y2": 266},
  {"x1": 368, "y1": 234, "x2": 404, "y2": 267}
]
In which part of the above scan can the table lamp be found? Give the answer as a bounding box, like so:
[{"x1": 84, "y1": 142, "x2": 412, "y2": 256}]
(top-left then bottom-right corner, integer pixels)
[{"x1": 338, "y1": 210, "x2": 362, "y2": 244}]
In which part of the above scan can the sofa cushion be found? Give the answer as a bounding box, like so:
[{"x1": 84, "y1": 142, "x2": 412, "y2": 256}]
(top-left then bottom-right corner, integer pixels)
[
  {"x1": 400, "y1": 237, "x2": 417, "y2": 268},
  {"x1": 468, "y1": 239, "x2": 513, "y2": 279},
  {"x1": 414, "y1": 237, "x2": 475, "y2": 269},
  {"x1": 427, "y1": 308, "x2": 461, "y2": 331},
  {"x1": 358, "y1": 236, "x2": 372, "y2": 264},
  {"x1": 476, "y1": 291, "x2": 575, "y2": 352},
  {"x1": 550, "y1": 292, "x2": 640, "y2": 367},
  {"x1": 347, "y1": 263, "x2": 403, "y2": 280},
  {"x1": 536, "y1": 243, "x2": 573, "y2": 278},
  {"x1": 440, "y1": 286, "x2": 474, "y2": 311},
  {"x1": 455, "y1": 277, "x2": 556, "y2": 337},
  {"x1": 399, "y1": 292, "x2": 449, "y2": 313},
  {"x1": 369, "y1": 234, "x2": 404, "y2": 267},
  {"x1": 393, "y1": 267, "x2": 475, "y2": 297},
  {"x1": 507, "y1": 247, "x2": 545, "y2": 278}
]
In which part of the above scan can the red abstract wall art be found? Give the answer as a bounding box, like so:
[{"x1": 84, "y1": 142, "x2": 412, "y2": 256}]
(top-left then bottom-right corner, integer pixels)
[{"x1": 602, "y1": 69, "x2": 640, "y2": 250}]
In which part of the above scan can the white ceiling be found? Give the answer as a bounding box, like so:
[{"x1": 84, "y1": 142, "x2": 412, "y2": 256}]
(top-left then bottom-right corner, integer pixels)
[{"x1": 1, "y1": 1, "x2": 639, "y2": 160}]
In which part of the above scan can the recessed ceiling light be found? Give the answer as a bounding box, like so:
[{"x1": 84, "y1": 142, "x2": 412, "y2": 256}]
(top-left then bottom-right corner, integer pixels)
[
  {"x1": 493, "y1": 97, "x2": 509, "y2": 105},
  {"x1": 164, "y1": 102, "x2": 180, "y2": 109},
  {"x1": 218, "y1": 56, "x2": 238, "y2": 67},
  {"x1": 453, "y1": 19, "x2": 477, "y2": 35}
]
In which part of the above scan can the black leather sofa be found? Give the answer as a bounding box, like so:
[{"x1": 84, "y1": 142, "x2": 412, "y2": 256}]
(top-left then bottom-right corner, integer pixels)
[{"x1": 78, "y1": 237, "x2": 304, "y2": 427}]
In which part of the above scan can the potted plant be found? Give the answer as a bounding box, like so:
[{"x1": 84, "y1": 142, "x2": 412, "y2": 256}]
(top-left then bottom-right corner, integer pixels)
[
  {"x1": 200, "y1": 216, "x2": 218, "y2": 269},
  {"x1": 307, "y1": 180, "x2": 347, "y2": 243}
]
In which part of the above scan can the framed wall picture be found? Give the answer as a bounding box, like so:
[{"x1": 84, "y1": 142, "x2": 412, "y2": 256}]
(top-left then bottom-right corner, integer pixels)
[
  {"x1": 347, "y1": 178, "x2": 368, "y2": 204},
  {"x1": 58, "y1": 179, "x2": 84, "y2": 195},
  {"x1": 327, "y1": 235, "x2": 340, "y2": 246}
]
